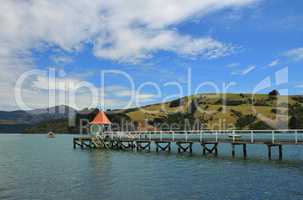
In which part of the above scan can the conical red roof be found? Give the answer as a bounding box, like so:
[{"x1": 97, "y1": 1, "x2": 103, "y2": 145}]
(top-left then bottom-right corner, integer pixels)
[{"x1": 90, "y1": 111, "x2": 112, "y2": 125}]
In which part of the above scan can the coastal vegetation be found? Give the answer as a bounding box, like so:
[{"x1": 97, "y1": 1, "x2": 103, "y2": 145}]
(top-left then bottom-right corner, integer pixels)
[{"x1": 1, "y1": 92, "x2": 303, "y2": 133}]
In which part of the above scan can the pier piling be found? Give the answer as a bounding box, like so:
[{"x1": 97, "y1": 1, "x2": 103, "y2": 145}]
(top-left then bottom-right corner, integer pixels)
[
  {"x1": 135, "y1": 140, "x2": 151, "y2": 152},
  {"x1": 267, "y1": 144, "x2": 283, "y2": 160},
  {"x1": 176, "y1": 141, "x2": 193, "y2": 153},
  {"x1": 243, "y1": 144, "x2": 247, "y2": 159},
  {"x1": 231, "y1": 143, "x2": 247, "y2": 159},
  {"x1": 155, "y1": 141, "x2": 171, "y2": 152},
  {"x1": 201, "y1": 142, "x2": 218, "y2": 156}
]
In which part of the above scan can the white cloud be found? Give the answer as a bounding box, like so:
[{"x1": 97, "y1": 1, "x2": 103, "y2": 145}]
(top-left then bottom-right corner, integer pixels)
[
  {"x1": 0, "y1": 0, "x2": 257, "y2": 63},
  {"x1": 0, "y1": 48, "x2": 34, "y2": 110},
  {"x1": 242, "y1": 65, "x2": 256, "y2": 75},
  {"x1": 93, "y1": 28, "x2": 236, "y2": 63},
  {"x1": 32, "y1": 75, "x2": 81, "y2": 91},
  {"x1": 91, "y1": 0, "x2": 256, "y2": 62},
  {"x1": 106, "y1": 85, "x2": 156, "y2": 102},
  {"x1": 12, "y1": 71, "x2": 156, "y2": 110},
  {"x1": 0, "y1": 0, "x2": 258, "y2": 110},
  {"x1": 0, "y1": 65, "x2": 128, "y2": 111},
  {"x1": 268, "y1": 59, "x2": 279, "y2": 67},
  {"x1": 51, "y1": 55, "x2": 73, "y2": 64},
  {"x1": 232, "y1": 64, "x2": 256, "y2": 75},
  {"x1": 226, "y1": 63, "x2": 240, "y2": 68},
  {"x1": 285, "y1": 47, "x2": 303, "y2": 61}
]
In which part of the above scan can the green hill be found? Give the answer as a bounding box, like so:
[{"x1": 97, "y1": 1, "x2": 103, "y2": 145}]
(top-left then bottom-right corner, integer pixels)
[
  {"x1": 117, "y1": 93, "x2": 301, "y2": 130},
  {"x1": 25, "y1": 93, "x2": 303, "y2": 133}
]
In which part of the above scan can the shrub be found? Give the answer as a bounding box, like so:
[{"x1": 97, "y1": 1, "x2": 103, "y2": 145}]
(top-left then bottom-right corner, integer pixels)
[
  {"x1": 125, "y1": 107, "x2": 139, "y2": 112},
  {"x1": 253, "y1": 100, "x2": 269, "y2": 106},
  {"x1": 289, "y1": 104, "x2": 303, "y2": 129},
  {"x1": 277, "y1": 102, "x2": 289, "y2": 108},
  {"x1": 169, "y1": 99, "x2": 182, "y2": 107},
  {"x1": 292, "y1": 96, "x2": 303, "y2": 103},
  {"x1": 216, "y1": 99, "x2": 244, "y2": 106},
  {"x1": 230, "y1": 109, "x2": 242, "y2": 117},
  {"x1": 235, "y1": 114, "x2": 256, "y2": 129},
  {"x1": 268, "y1": 90, "x2": 279, "y2": 101},
  {"x1": 268, "y1": 89, "x2": 280, "y2": 96},
  {"x1": 189, "y1": 100, "x2": 198, "y2": 114},
  {"x1": 249, "y1": 121, "x2": 272, "y2": 130}
]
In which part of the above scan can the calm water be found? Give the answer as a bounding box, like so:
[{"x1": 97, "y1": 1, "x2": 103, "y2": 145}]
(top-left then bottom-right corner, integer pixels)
[{"x1": 1, "y1": 134, "x2": 303, "y2": 200}]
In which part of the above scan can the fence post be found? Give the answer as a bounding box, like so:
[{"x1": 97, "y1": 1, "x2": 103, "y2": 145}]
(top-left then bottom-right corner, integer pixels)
[
  {"x1": 251, "y1": 130, "x2": 254, "y2": 143},
  {"x1": 160, "y1": 131, "x2": 163, "y2": 141},
  {"x1": 233, "y1": 130, "x2": 235, "y2": 143},
  {"x1": 216, "y1": 131, "x2": 218, "y2": 142},
  {"x1": 149, "y1": 132, "x2": 152, "y2": 141},
  {"x1": 185, "y1": 131, "x2": 188, "y2": 142},
  {"x1": 200, "y1": 131, "x2": 202, "y2": 142},
  {"x1": 172, "y1": 131, "x2": 175, "y2": 142},
  {"x1": 295, "y1": 130, "x2": 298, "y2": 144},
  {"x1": 272, "y1": 130, "x2": 275, "y2": 144}
]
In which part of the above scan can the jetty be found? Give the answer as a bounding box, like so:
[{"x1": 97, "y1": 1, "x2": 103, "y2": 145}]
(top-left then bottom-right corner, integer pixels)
[
  {"x1": 73, "y1": 130, "x2": 303, "y2": 160},
  {"x1": 73, "y1": 110, "x2": 303, "y2": 160}
]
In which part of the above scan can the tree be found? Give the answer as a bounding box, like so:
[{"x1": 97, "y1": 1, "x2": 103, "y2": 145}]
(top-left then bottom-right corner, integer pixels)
[
  {"x1": 268, "y1": 89, "x2": 279, "y2": 96},
  {"x1": 235, "y1": 114, "x2": 256, "y2": 129},
  {"x1": 268, "y1": 89, "x2": 279, "y2": 101},
  {"x1": 249, "y1": 121, "x2": 272, "y2": 130},
  {"x1": 288, "y1": 104, "x2": 303, "y2": 129},
  {"x1": 169, "y1": 99, "x2": 182, "y2": 107},
  {"x1": 189, "y1": 99, "x2": 198, "y2": 114},
  {"x1": 289, "y1": 116, "x2": 298, "y2": 129}
]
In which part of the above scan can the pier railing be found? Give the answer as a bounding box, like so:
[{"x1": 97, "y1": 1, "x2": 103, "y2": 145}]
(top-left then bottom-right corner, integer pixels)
[
  {"x1": 74, "y1": 129, "x2": 303, "y2": 160},
  {"x1": 102, "y1": 129, "x2": 303, "y2": 144}
]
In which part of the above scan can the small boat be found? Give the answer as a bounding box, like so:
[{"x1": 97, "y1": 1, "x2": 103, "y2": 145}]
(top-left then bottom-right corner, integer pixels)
[{"x1": 47, "y1": 131, "x2": 55, "y2": 138}]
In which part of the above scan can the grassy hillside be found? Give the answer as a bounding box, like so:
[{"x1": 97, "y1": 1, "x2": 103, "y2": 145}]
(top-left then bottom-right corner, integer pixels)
[
  {"x1": 114, "y1": 93, "x2": 303, "y2": 130},
  {"x1": 25, "y1": 93, "x2": 303, "y2": 133},
  {"x1": 25, "y1": 119, "x2": 77, "y2": 133}
]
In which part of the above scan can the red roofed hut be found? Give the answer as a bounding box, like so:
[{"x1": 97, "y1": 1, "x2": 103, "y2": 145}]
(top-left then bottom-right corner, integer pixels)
[{"x1": 90, "y1": 111, "x2": 112, "y2": 136}]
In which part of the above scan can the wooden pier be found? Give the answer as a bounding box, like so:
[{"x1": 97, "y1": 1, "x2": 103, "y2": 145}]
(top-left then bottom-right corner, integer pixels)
[{"x1": 73, "y1": 130, "x2": 303, "y2": 160}]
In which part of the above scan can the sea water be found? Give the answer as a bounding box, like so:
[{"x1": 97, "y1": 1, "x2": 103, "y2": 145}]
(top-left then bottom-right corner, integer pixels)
[{"x1": 1, "y1": 134, "x2": 303, "y2": 200}]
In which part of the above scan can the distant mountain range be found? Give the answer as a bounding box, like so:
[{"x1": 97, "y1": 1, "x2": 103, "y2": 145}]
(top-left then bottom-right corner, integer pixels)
[{"x1": 0, "y1": 105, "x2": 77, "y2": 133}]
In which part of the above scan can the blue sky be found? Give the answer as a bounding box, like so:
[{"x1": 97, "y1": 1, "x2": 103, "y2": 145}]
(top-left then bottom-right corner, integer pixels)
[{"x1": 0, "y1": 0, "x2": 303, "y2": 110}]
